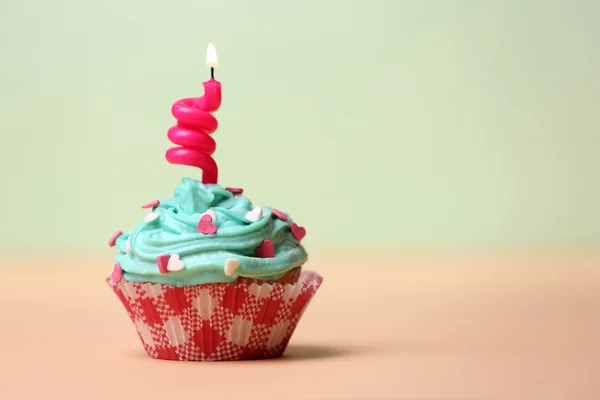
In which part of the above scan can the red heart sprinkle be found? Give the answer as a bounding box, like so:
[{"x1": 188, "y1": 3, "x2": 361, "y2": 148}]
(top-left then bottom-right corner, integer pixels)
[
  {"x1": 112, "y1": 263, "x2": 123, "y2": 283},
  {"x1": 271, "y1": 209, "x2": 288, "y2": 221},
  {"x1": 108, "y1": 230, "x2": 122, "y2": 247},
  {"x1": 197, "y1": 214, "x2": 217, "y2": 234},
  {"x1": 225, "y1": 187, "x2": 244, "y2": 195},
  {"x1": 141, "y1": 200, "x2": 160, "y2": 209},
  {"x1": 157, "y1": 254, "x2": 170, "y2": 274},
  {"x1": 290, "y1": 223, "x2": 306, "y2": 241},
  {"x1": 255, "y1": 239, "x2": 275, "y2": 258}
]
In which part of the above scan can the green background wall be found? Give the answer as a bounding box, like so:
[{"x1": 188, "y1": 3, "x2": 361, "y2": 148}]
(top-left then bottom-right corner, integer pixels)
[{"x1": 1, "y1": 0, "x2": 598, "y2": 254}]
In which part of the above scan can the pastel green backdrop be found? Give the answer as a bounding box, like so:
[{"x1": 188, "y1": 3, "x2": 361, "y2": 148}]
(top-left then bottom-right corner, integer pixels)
[{"x1": 1, "y1": 0, "x2": 598, "y2": 255}]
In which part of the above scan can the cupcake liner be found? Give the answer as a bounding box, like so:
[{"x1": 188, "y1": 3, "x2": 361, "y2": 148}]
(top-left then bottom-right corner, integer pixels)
[{"x1": 107, "y1": 270, "x2": 322, "y2": 361}]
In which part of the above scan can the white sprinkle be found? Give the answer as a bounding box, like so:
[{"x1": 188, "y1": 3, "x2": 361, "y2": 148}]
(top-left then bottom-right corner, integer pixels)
[
  {"x1": 224, "y1": 258, "x2": 240, "y2": 276},
  {"x1": 245, "y1": 206, "x2": 263, "y2": 222},
  {"x1": 167, "y1": 254, "x2": 185, "y2": 272},
  {"x1": 126, "y1": 236, "x2": 132, "y2": 254},
  {"x1": 202, "y1": 209, "x2": 216, "y2": 221},
  {"x1": 144, "y1": 212, "x2": 159, "y2": 223}
]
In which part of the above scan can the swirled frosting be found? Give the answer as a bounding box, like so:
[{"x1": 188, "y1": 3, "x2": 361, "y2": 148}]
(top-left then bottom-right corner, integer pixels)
[{"x1": 113, "y1": 178, "x2": 308, "y2": 286}]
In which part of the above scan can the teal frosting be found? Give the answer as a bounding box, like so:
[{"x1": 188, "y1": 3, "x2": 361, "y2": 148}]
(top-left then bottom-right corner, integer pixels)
[{"x1": 113, "y1": 178, "x2": 308, "y2": 286}]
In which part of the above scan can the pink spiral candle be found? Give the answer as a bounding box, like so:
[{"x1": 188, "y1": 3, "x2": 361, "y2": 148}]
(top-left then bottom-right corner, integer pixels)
[{"x1": 166, "y1": 79, "x2": 222, "y2": 184}]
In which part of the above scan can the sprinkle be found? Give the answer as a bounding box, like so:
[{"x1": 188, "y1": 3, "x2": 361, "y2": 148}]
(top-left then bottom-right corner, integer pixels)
[
  {"x1": 224, "y1": 258, "x2": 240, "y2": 276},
  {"x1": 108, "y1": 230, "x2": 122, "y2": 247},
  {"x1": 197, "y1": 214, "x2": 217, "y2": 234},
  {"x1": 202, "y1": 209, "x2": 216, "y2": 221},
  {"x1": 141, "y1": 200, "x2": 160, "y2": 209},
  {"x1": 245, "y1": 206, "x2": 263, "y2": 223},
  {"x1": 271, "y1": 209, "x2": 288, "y2": 221},
  {"x1": 290, "y1": 223, "x2": 306, "y2": 241},
  {"x1": 157, "y1": 254, "x2": 185, "y2": 274},
  {"x1": 126, "y1": 236, "x2": 132, "y2": 253},
  {"x1": 144, "y1": 212, "x2": 160, "y2": 223},
  {"x1": 167, "y1": 254, "x2": 185, "y2": 272},
  {"x1": 255, "y1": 239, "x2": 275, "y2": 258},
  {"x1": 112, "y1": 263, "x2": 123, "y2": 283},
  {"x1": 225, "y1": 187, "x2": 244, "y2": 195},
  {"x1": 157, "y1": 254, "x2": 170, "y2": 274}
]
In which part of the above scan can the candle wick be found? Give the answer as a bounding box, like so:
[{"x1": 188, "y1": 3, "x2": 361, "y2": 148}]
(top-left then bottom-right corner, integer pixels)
[{"x1": 211, "y1": 67, "x2": 214, "y2": 80}]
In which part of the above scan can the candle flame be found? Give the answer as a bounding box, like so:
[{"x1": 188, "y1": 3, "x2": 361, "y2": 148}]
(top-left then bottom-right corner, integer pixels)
[{"x1": 206, "y1": 43, "x2": 218, "y2": 68}]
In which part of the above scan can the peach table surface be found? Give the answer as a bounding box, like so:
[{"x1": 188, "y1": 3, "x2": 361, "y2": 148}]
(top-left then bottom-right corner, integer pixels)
[{"x1": 0, "y1": 252, "x2": 599, "y2": 400}]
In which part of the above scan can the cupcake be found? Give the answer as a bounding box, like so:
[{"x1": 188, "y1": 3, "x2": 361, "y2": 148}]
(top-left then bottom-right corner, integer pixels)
[{"x1": 106, "y1": 45, "x2": 322, "y2": 361}]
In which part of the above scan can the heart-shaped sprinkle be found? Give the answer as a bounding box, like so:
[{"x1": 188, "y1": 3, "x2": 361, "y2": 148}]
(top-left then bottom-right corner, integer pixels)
[
  {"x1": 126, "y1": 236, "x2": 132, "y2": 253},
  {"x1": 256, "y1": 239, "x2": 275, "y2": 258},
  {"x1": 245, "y1": 206, "x2": 263, "y2": 223},
  {"x1": 290, "y1": 223, "x2": 306, "y2": 241},
  {"x1": 197, "y1": 214, "x2": 217, "y2": 234},
  {"x1": 167, "y1": 254, "x2": 185, "y2": 272},
  {"x1": 202, "y1": 209, "x2": 216, "y2": 221},
  {"x1": 225, "y1": 187, "x2": 243, "y2": 194},
  {"x1": 224, "y1": 258, "x2": 240, "y2": 276},
  {"x1": 108, "y1": 230, "x2": 122, "y2": 247},
  {"x1": 157, "y1": 254, "x2": 170, "y2": 274},
  {"x1": 157, "y1": 254, "x2": 185, "y2": 273},
  {"x1": 144, "y1": 212, "x2": 159, "y2": 223},
  {"x1": 141, "y1": 200, "x2": 160, "y2": 209},
  {"x1": 271, "y1": 209, "x2": 288, "y2": 221},
  {"x1": 112, "y1": 263, "x2": 123, "y2": 283}
]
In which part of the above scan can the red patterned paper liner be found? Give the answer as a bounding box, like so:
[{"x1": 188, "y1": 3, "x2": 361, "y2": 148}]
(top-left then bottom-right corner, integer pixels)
[{"x1": 107, "y1": 270, "x2": 323, "y2": 361}]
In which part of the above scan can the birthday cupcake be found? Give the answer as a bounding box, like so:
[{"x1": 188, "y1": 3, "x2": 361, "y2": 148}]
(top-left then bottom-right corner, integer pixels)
[{"x1": 106, "y1": 44, "x2": 322, "y2": 361}]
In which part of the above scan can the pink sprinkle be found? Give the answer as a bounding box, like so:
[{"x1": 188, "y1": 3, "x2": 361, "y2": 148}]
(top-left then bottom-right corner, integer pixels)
[
  {"x1": 271, "y1": 209, "x2": 288, "y2": 221},
  {"x1": 197, "y1": 214, "x2": 217, "y2": 235},
  {"x1": 141, "y1": 200, "x2": 160, "y2": 209},
  {"x1": 112, "y1": 263, "x2": 123, "y2": 283},
  {"x1": 108, "y1": 230, "x2": 122, "y2": 247},
  {"x1": 290, "y1": 223, "x2": 306, "y2": 241},
  {"x1": 255, "y1": 239, "x2": 275, "y2": 258},
  {"x1": 225, "y1": 187, "x2": 244, "y2": 195},
  {"x1": 157, "y1": 254, "x2": 170, "y2": 274}
]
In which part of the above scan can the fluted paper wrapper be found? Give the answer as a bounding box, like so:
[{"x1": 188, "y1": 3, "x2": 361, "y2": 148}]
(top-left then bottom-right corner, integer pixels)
[{"x1": 107, "y1": 270, "x2": 322, "y2": 361}]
